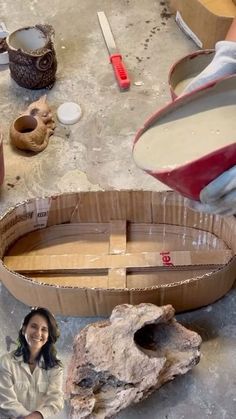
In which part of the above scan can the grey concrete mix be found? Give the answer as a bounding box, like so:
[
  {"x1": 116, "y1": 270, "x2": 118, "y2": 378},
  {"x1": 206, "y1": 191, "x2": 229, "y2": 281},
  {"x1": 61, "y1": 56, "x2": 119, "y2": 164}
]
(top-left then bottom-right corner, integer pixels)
[{"x1": 0, "y1": 0, "x2": 235, "y2": 418}]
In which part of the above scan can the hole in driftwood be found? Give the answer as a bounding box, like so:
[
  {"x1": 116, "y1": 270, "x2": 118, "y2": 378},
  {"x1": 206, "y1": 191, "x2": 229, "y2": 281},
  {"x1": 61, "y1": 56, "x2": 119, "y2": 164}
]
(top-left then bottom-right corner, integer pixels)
[{"x1": 134, "y1": 322, "x2": 178, "y2": 354}]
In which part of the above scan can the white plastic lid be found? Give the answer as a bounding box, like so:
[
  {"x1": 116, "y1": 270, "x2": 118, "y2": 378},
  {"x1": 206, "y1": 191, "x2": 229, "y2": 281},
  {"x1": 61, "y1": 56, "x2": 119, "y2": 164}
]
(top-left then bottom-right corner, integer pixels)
[{"x1": 57, "y1": 102, "x2": 82, "y2": 125}]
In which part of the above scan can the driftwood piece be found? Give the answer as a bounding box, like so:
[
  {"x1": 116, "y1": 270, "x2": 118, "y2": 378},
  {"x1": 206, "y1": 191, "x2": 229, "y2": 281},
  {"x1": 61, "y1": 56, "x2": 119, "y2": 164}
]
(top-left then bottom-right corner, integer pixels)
[{"x1": 66, "y1": 303, "x2": 202, "y2": 418}]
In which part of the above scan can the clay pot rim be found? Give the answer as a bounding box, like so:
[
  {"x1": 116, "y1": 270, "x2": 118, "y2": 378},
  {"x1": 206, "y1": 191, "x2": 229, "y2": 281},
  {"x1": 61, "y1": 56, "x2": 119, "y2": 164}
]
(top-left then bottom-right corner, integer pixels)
[
  {"x1": 6, "y1": 26, "x2": 50, "y2": 56},
  {"x1": 13, "y1": 114, "x2": 39, "y2": 133}
]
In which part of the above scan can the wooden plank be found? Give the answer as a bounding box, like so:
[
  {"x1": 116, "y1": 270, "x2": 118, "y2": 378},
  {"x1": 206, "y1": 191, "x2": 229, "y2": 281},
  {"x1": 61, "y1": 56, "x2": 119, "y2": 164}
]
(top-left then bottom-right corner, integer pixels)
[{"x1": 4, "y1": 250, "x2": 232, "y2": 273}]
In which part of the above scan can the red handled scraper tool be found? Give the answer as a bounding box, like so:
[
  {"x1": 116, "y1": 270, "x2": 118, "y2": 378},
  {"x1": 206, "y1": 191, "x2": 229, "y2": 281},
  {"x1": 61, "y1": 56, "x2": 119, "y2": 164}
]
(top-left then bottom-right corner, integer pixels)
[{"x1": 97, "y1": 11, "x2": 130, "y2": 90}]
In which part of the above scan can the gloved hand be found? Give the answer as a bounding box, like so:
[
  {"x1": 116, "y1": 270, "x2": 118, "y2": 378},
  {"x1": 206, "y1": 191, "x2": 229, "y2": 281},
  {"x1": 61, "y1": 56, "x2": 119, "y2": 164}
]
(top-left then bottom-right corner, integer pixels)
[
  {"x1": 182, "y1": 40, "x2": 236, "y2": 94},
  {"x1": 183, "y1": 40, "x2": 236, "y2": 215},
  {"x1": 187, "y1": 166, "x2": 236, "y2": 215}
]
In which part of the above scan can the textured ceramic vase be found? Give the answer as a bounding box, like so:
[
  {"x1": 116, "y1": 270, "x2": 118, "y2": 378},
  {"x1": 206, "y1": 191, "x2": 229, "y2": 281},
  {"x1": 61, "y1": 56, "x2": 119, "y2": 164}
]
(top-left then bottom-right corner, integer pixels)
[
  {"x1": 6, "y1": 24, "x2": 57, "y2": 89},
  {"x1": 10, "y1": 95, "x2": 55, "y2": 152}
]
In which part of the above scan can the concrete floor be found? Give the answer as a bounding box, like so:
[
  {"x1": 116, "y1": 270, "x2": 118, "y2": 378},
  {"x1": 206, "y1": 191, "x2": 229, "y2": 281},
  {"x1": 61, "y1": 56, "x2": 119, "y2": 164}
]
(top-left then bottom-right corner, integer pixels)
[{"x1": 0, "y1": 0, "x2": 236, "y2": 418}]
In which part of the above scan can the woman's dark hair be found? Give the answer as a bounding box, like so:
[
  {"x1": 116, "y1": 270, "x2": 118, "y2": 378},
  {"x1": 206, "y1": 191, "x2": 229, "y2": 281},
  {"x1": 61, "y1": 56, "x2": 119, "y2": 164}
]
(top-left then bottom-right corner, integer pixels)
[{"x1": 14, "y1": 307, "x2": 62, "y2": 369}]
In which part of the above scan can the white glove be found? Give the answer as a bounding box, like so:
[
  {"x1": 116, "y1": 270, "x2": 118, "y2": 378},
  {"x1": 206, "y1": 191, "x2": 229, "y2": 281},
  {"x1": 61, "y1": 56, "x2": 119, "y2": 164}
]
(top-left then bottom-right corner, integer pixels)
[
  {"x1": 187, "y1": 166, "x2": 236, "y2": 215},
  {"x1": 183, "y1": 41, "x2": 236, "y2": 215},
  {"x1": 182, "y1": 40, "x2": 236, "y2": 94}
]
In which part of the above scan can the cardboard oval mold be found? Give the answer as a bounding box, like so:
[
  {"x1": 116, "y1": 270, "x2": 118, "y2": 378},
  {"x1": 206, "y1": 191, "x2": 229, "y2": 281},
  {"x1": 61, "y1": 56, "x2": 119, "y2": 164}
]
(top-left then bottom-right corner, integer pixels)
[
  {"x1": 168, "y1": 49, "x2": 215, "y2": 99},
  {"x1": 0, "y1": 190, "x2": 235, "y2": 316},
  {"x1": 133, "y1": 75, "x2": 236, "y2": 201}
]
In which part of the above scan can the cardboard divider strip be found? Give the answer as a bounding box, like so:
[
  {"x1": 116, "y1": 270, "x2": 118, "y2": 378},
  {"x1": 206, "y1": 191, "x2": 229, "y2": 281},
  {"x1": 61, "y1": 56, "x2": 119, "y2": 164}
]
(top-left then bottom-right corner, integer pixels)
[
  {"x1": 4, "y1": 250, "x2": 232, "y2": 274},
  {"x1": 108, "y1": 220, "x2": 127, "y2": 288},
  {"x1": 108, "y1": 268, "x2": 127, "y2": 289},
  {"x1": 109, "y1": 220, "x2": 127, "y2": 255}
]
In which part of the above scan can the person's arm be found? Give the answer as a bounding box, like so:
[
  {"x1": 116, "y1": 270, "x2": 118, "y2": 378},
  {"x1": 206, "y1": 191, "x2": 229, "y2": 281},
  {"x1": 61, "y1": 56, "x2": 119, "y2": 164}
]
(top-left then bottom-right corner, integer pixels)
[
  {"x1": 0, "y1": 355, "x2": 31, "y2": 418},
  {"x1": 225, "y1": 17, "x2": 236, "y2": 41},
  {"x1": 35, "y1": 366, "x2": 64, "y2": 419}
]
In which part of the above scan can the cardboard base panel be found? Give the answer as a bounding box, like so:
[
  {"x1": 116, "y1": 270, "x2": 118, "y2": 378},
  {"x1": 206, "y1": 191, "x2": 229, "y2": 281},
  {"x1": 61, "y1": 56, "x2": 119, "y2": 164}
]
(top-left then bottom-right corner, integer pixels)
[{"x1": 0, "y1": 190, "x2": 236, "y2": 316}]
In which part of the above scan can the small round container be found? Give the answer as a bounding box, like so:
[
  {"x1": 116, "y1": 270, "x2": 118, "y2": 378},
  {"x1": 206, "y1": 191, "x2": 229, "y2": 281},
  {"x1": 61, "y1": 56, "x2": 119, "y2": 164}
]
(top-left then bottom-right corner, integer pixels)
[
  {"x1": 57, "y1": 102, "x2": 82, "y2": 125},
  {"x1": 168, "y1": 49, "x2": 215, "y2": 100}
]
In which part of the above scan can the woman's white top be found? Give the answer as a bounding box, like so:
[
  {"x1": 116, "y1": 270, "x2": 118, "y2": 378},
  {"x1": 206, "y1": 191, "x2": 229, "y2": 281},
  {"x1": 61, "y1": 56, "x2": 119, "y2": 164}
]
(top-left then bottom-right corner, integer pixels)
[{"x1": 0, "y1": 351, "x2": 64, "y2": 418}]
